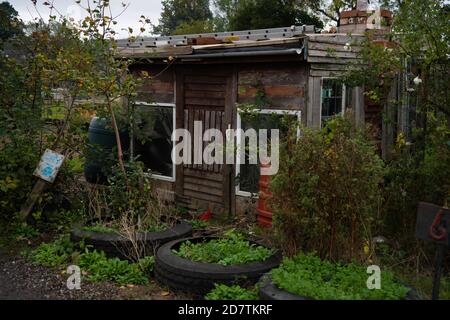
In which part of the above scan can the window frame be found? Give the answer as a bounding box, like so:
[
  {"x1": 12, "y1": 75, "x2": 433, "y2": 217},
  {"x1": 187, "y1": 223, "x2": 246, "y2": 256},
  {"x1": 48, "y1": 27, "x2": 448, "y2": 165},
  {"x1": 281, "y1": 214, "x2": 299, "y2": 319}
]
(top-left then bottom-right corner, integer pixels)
[
  {"x1": 134, "y1": 101, "x2": 176, "y2": 182},
  {"x1": 320, "y1": 77, "x2": 347, "y2": 127},
  {"x1": 235, "y1": 108, "x2": 301, "y2": 198}
]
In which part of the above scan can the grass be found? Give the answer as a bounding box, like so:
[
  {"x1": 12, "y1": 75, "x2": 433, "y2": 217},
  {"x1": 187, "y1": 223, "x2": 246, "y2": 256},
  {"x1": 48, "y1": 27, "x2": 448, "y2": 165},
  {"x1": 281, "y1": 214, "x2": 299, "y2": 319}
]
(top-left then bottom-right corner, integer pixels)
[{"x1": 173, "y1": 230, "x2": 273, "y2": 266}]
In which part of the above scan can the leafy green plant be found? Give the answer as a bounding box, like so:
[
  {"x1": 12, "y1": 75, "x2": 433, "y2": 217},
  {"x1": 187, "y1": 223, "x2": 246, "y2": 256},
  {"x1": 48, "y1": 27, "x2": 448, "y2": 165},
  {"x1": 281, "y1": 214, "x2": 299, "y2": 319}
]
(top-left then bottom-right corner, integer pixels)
[
  {"x1": 13, "y1": 223, "x2": 39, "y2": 240},
  {"x1": 205, "y1": 284, "x2": 258, "y2": 300},
  {"x1": 271, "y1": 252, "x2": 410, "y2": 300},
  {"x1": 186, "y1": 219, "x2": 211, "y2": 231},
  {"x1": 30, "y1": 237, "x2": 152, "y2": 285},
  {"x1": 31, "y1": 235, "x2": 76, "y2": 267},
  {"x1": 174, "y1": 230, "x2": 273, "y2": 266},
  {"x1": 270, "y1": 115, "x2": 384, "y2": 262},
  {"x1": 78, "y1": 250, "x2": 149, "y2": 285}
]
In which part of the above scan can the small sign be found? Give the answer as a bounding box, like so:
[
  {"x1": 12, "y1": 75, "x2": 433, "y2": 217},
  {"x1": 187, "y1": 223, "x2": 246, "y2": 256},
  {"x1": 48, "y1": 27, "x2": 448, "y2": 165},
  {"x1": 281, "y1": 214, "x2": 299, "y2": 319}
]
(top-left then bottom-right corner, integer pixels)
[{"x1": 33, "y1": 149, "x2": 65, "y2": 183}]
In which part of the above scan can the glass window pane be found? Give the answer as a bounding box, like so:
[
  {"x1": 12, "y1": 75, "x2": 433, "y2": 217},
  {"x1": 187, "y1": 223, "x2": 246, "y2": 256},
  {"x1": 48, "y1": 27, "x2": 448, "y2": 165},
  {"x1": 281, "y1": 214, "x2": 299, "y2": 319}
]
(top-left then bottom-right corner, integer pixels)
[
  {"x1": 239, "y1": 112, "x2": 296, "y2": 194},
  {"x1": 321, "y1": 78, "x2": 343, "y2": 126},
  {"x1": 134, "y1": 105, "x2": 173, "y2": 178}
]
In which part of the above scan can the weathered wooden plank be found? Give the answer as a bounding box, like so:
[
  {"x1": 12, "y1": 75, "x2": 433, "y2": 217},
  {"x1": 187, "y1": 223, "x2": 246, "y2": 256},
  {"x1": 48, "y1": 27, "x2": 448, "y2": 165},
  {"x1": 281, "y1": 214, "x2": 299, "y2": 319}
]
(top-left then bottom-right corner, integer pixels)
[
  {"x1": 184, "y1": 75, "x2": 227, "y2": 84},
  {"x1": 185, "y1": 97, "x2": 225, "y2": 107},
  {"x1": 184, "y1": 167, "x2": 223, "y2": 182},
  {"x1": 308, "y1": 42, "x2": 361, "y2": 53},
  {"x1": 184, "y1": 182, "x2": 223, "y2": 197},
  {"x1": 308, "y1": 49, "x2": 358, "y2": 59},
  {"x1": 238, "y1": 85, "x2": 304, "y2": 98},
  {"x1": 310, "y1": 63, "x2": 348, "y2": 71},
  {"x1": 185, "y1": 83, "x2": 226, "y2": 92},
  {"x1": 183, "y1": 189, "x2": 224, "y2": 205},
  {"x1": 310, "y1": 69, "x2": 345, "y2": 77},
  {"x1": 238, "y1": 65, "x2": 306, "y2": 86},
  {"x1": 116, "y1": 46, "x2": 193, "y2": 58},
  {"x1": 307, "y1": 56, "x2": 360, "y2": 64},
  {"x1": 307, "y1": 35, "x2": 364, "y2": 45},
  {"x1": 185, "y1": 90, "x2": 225, "y2": 99}
]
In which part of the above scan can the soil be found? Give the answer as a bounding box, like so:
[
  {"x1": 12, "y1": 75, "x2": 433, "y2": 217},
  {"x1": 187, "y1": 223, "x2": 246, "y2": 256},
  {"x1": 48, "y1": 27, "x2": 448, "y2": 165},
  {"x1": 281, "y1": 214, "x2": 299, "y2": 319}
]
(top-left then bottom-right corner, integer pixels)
[{"x1": 0, "y1": 232, "x2": 191, "y2": 300}]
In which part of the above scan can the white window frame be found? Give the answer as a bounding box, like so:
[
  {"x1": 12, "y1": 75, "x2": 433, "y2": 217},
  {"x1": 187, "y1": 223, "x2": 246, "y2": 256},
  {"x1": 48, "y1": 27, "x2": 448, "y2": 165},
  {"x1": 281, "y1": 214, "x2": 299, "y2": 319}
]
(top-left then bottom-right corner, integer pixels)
[
  {"x1": 320, "y1": 77, "x2": 346, "y2": 127},
  {"x1": 134, "y1": 101, "x2": 176, "y2": 182},
  {"x1": 235, "y1": 109, "x2": 301, "y2": 198}
]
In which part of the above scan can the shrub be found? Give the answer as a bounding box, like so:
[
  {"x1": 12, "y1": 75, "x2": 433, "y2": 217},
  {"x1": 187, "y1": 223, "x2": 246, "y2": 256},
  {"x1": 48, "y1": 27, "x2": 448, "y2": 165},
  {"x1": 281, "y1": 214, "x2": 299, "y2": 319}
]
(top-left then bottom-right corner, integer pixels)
[
  {"x1": 205, "y1": 284, "x2": 258, "y2": 300},
  {"x1": 174, "y1": 230, "x2": 273, "y2": 266},
  {"x1": 270, "y1": 115, "x2": 384, "y2": 262},
  {"x1": 271, "y1": 253, "x2": 410, "y2": 300}
]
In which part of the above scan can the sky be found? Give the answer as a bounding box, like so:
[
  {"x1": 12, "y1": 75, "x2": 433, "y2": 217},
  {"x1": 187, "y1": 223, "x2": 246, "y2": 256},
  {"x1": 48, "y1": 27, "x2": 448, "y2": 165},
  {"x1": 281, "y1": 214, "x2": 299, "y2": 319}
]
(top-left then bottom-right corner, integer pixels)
[{"x1": 9, "y1": 0, "x2": 164, "y2": 37}]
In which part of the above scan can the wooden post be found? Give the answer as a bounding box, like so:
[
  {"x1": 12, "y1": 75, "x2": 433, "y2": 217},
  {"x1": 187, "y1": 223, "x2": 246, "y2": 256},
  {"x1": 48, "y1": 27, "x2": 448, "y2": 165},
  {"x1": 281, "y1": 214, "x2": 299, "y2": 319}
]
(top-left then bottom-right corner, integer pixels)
[{"x1": 19, "y1": 179, "x2": 48, "y2": 221}]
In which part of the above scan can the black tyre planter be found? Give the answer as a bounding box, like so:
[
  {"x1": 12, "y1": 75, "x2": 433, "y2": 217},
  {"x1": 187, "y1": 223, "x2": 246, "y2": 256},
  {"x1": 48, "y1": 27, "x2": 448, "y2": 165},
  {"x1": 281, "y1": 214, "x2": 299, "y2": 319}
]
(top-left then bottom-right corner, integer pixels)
[
  {"x1": 70, "y1": 219, "x2": 192, "y2": 260},
  {"x1": 154, "y1": 236, "x2": 282, "y2": 295},
  {"x1": 259, "y1": 274, "x2": 308, "y2": 300},
  {"x1": 258, "y1": 274, "x2": 421, "y2": 300}
]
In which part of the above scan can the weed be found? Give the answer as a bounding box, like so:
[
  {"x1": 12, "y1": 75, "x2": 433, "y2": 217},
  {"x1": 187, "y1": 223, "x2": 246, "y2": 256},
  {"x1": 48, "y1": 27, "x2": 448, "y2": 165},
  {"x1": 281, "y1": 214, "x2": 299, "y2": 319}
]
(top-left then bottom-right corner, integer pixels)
[{"x1": 205, "y1": 284, "x2": 258, "y2": 300}]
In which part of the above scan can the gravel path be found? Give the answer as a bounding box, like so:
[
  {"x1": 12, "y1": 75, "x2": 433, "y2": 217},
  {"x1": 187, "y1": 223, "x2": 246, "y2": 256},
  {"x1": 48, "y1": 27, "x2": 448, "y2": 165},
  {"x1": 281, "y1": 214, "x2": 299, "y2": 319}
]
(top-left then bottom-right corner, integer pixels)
[{"x1": 0, "y1": 252, "x2": 120, "y2": 300}]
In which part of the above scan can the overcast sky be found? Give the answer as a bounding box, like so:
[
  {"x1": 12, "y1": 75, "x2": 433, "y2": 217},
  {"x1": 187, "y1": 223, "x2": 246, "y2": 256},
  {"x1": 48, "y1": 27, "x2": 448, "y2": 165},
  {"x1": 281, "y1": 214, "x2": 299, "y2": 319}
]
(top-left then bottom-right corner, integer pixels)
[{"x1": 9, "y1": 0, "x2": 163, "y2": 37}]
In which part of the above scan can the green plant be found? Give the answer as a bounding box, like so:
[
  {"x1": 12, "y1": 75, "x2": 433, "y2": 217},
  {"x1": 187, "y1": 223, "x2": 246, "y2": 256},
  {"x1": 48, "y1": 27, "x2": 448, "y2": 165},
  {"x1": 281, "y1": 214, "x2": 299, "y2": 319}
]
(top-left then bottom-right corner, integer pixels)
[
  {"x1": 31, "y1": 235, "x2": 76, "y2": 267},
  {"x1": 187, "y1": 219, "x2": 211, "y2": 231},
  {"x1": 271, "y1": 252, "x2": 410, "y2": 300},
  {"x1": 78, "y1": 250, "x2": 149, "y2": 285},
  {"x1": 82, "y1": 224, "x2": 118, "y2": 234},
  {"x1": 13, "y1": 223, "x2": 39, "y2": 240},
  {"x1": 30, "y1": 237, "x2": 151, "y2": 285},
  {"x1": 205, "y1": 284, "x2": 258, "y2": 300},
  {"x1": 270, "y1": 115, "x2": 384, "y2": 262},
  {"x1": 174, "y1": 230, "x2": 273, "y2": 266}
]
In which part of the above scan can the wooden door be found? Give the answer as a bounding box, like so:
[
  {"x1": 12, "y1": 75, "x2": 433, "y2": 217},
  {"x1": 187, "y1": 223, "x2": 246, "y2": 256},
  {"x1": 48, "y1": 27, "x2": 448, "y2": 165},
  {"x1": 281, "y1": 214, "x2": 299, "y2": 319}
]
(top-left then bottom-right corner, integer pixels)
[{"x1": 175, "y1": 66, "x2": 236, "y2": 215}]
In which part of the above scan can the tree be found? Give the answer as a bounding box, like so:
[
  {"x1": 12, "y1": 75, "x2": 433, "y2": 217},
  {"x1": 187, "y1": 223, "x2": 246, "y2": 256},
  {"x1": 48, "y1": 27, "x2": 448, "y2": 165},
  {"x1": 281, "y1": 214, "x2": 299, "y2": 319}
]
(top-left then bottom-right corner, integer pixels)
[
  {"x1": 300, "y1": 0, "x2": 357, "y2": 26},
  {"x1": 155, "y1": 0, "x2": 213, "y2": 35},
  {"x1": 0, "y1": 1, "x2": 23, "y2": 41},
  {"x1": 215, "y1": 0, "x2": 324, "y2": 31}
]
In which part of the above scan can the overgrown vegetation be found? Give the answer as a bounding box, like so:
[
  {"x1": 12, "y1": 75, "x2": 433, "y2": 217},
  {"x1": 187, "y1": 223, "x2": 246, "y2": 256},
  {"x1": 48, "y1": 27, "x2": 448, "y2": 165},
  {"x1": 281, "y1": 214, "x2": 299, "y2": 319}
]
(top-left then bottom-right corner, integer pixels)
[
  {"x1": 205, "y1": 284, "x2": 258, "y2": 300},
  {"x1": 270, "y1": 115, "x2": 384, "y2": 262},
  {"x1": 174, "y1": 230, "x2": 273, "y2": 266},
  {"x1": 272, "y1": 253, "x2": 410, "y2": 300},
  {"x1": 30, "y1": 236, "x2": 154, "y2": 285}
]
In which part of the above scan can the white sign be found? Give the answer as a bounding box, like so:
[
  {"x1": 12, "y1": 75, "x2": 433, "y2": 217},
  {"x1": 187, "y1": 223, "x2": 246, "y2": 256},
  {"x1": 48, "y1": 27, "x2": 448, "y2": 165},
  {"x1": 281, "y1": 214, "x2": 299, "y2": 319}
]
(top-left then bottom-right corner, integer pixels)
[{"x1": 33, "y1": 149, "x2": 65, "y2": 183}]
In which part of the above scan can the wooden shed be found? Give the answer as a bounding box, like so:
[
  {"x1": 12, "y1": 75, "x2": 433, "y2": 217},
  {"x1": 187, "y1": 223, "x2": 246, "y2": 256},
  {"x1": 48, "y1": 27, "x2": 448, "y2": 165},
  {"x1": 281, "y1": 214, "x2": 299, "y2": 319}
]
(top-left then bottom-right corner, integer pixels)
[{"x1": 116, "y1": 24, "x2": 372, "y2": 217}]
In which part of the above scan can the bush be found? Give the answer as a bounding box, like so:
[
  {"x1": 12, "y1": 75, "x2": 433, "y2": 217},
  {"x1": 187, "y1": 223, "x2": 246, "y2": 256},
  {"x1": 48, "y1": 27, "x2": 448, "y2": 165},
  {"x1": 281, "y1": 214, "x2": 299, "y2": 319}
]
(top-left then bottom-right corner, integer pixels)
[
  {"x1": 174, "y1": 230, "x2": 273, "y2": 266},
  {"x1": 271, "y1": 253, "x2": 410, "y2": 300},
  {"x1": 270, "y1": 115, "x2": 384, "y2": 262},
  {"x1": 205, "y1": 284, "x2": 258, "y2": 300}
]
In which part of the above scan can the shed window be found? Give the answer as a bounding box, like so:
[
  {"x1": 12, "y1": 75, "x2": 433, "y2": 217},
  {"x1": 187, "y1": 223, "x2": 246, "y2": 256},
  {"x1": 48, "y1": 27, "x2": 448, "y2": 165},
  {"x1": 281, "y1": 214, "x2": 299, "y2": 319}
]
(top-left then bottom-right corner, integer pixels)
[
  {"x1": 236, "y1": 109, "x2": 301, "y2": 197},
  {"x1": 321, "y1": 78, "x2": 345, "y2": 126},
  {"x1": 134, "y1": 102, "x2": 175, "y2": 181}
]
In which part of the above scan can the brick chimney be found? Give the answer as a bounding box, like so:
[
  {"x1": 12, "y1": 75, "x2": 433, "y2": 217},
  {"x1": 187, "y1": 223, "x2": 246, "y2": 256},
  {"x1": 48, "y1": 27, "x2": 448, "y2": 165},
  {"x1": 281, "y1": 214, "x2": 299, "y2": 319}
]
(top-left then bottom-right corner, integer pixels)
[{"x1": 338, "y1": 2, "x2": 393, "y2": 34}]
